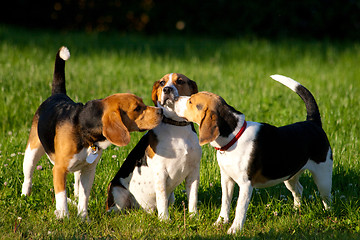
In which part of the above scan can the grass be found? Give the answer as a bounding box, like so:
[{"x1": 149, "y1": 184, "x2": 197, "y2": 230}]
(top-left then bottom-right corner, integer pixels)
[{"x1": 0, "y1": 25, "x2": 359, "y2": 239}]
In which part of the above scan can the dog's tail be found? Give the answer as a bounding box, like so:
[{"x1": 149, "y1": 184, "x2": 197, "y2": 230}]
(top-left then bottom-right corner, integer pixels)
[
  {"x1": 52, "y1": 46, "x2": 70, "y2": 95},
  {"x1": 270, "y1": 74, "x2": 322, "y2": 127}
]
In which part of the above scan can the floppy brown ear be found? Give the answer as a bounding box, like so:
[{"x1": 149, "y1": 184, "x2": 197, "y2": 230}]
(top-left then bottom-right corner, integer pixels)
[
  {"x1": 199, "y1": 110, "x2": 219, "y2": 146},
  {"x1": 102, "y1": 111, "x2": 130, "y2": 146},
  {"x1": 189, "y1": 79, "x2": 198, "y2": 94},
  {"x1": 151, "y1": 81, "x2": 160, "y2": 105}
]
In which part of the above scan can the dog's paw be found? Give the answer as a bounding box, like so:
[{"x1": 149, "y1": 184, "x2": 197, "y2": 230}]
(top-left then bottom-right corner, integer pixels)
[
  {"x1": 214, "y1": 216, "x2": 229, "y2": 226},
  {"x1": 21, "y1": 183, "x2": 32, "y2": 196},
  {"x1": 158, "y1": 213, "x2": 170, "y2": 221},
  {"x1": 227, "y1": 225, "x2": 239, "y2": 235},
  {"x1": 189, "y1": 211, "x2": 198, "y2": 219},
  {"x1": 54, "y1": 209, "x2": 69, "y2": 219},
  {"x1": 67, "y1": 197, "x2": 77, "y2": 206},
  {"x1": 78, "y1": 210, "x2": 90, "y2": 223}
]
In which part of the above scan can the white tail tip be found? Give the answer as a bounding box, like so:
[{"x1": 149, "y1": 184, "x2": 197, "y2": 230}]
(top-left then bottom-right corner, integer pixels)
[
  {"x1": 270, "y1": 74, "x2": 300, "y2": 91},
  {"x1": 59, "y1": 46, "x2": 70, "y2": 61}
]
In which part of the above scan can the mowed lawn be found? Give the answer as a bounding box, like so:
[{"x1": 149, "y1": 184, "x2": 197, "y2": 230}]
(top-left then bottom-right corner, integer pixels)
[{"x1": 0, "y1": 25, "x2": 359, "y2": 239}]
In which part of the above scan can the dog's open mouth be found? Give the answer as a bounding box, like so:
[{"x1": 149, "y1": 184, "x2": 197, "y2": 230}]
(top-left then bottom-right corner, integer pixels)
[{"x1": 162, "y1": 96, "x2": 179, "y2": 110}]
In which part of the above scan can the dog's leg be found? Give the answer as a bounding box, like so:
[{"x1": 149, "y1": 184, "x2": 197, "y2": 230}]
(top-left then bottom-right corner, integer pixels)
[
  {"x1": 74, "y1": 171, "x2": 80, "y2": 199},
  {"x1": 154, "y1": 172, "x2": 170, "y2": 220},
  {"x1": 53, "y1": 164, "x2": 69, "y2": 219},
  {"x1": 22, "y1": 125, "x2": 45, "y2": 196},
  {"x1": 77, "y1": 163, "x2": 97, "y2": 221},
  {"x1": 284, "y1": 171, "x2": 304, "y2": 209},
  {"x1": 309, "y1": 149, "x2": 333, "y2": 210},
  {"x1": 168, "y1": 192, "x2": 175, "y2": 206},
  {"x1": 227, "y1": 181, "x2": 253, "y2": 234},
  {"x1": 215, "y1": 170, "x2": 235, "y2": 225},
  {"x1": 185, "y1": 166, "x2": 200, "y2": 216},
  {"x1": 107, "y1": 184, "x2": 137, "y2": 211},
  {"x1": 65, "y1": 171, "x2": 80, "y2": 207}
]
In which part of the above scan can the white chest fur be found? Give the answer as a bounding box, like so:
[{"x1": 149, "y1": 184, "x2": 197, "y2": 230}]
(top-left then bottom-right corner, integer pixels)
[{"x1": 125, "y1": 123, "x2": 202, "y2": 210}]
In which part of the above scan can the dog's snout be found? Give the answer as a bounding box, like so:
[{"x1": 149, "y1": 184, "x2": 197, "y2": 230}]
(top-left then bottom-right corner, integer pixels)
[{"x1": 163, "y1": 87, "x2": 173, "y2": 94}]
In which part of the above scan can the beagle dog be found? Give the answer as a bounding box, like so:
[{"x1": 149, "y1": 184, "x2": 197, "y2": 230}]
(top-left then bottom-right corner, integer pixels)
[
  {"x1": 21, "y1": 46, "x2": 162, "y2": 220},
  {"x1": 106, "y1": 73, "x2": 201, "y2": 220},
  {"x1": 173, "y1": 75, "x2": 332, "y2": 234}
]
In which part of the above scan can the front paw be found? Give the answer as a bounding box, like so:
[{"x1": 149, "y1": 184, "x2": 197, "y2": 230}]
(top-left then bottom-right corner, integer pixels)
[
  {"x1": 78, "y1": 210, "x2": 90, "y2": 223},
  {"x1": 189, "y1": 211, "x2": 198, "y2": 219},
  {"x1": 54, "y1": 209, "x2": 69, "y2": 219},
  {"x1": 227, "y1": 225, "x2": 239, "y2": 234},
  {"x1": 21, "y1": 183, "x2": 31, "y2": 196},
  {"x1": 214, "y1": 216, "x2": 229, "y2": 226},
  {"x1": 158, "y1": 213, "x2": 170, "y2": 221}
]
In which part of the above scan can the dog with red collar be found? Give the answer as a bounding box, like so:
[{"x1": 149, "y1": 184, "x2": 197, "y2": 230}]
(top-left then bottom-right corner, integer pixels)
[
  {"x1": 21, "y1": 47, "x2": 163, "y2": 220},
  {"x1": 173, "y1": 75, "x2": 332, "y2": 234},
  {"x1": 106, "y1": 73, "x2": 201, "y2": 220}
]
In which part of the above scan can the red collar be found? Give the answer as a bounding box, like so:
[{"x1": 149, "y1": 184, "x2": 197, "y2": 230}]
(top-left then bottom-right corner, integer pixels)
[{"x1": 214, "y1": 121, "x2": 247, "y2": 151}]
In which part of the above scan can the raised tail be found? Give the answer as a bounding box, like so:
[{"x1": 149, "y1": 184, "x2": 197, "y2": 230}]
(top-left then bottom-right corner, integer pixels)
[
  {"x1": 270, "y1": 74, "x2": 322, "y2": 127},
  {"x1": 52, "y1": 46, "x2": 70, "y2": 95}
]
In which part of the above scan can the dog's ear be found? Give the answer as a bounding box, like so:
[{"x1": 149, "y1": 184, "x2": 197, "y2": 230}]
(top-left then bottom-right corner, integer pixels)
[
  {"x1": 102, "y1": 110, "x2": 130, "y2": 146},
  {"x1": 199, "y1": 109, "x2": 219, "y2": 146},
  {"x1": 189, "y1": 79, "x2": 198, "y2": 94},
  {"x1": 151, "y1": 80, "x2": 160, "y2": 106}
]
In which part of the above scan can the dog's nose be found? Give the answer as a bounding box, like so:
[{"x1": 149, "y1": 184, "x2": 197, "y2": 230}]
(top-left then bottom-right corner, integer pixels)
[{"x1": 163, "y1": 87, "x2": 173, "y2": 94}]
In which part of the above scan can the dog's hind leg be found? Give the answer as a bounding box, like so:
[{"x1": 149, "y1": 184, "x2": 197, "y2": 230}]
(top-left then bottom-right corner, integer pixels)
[
  {"x1": 284, "y1": 170, "x2": 304, "y2": 209},
  {"x1": 308, "y1": 149, "x2": 333, "y2": 210},
  {"x1": 22, "y1": 117, "x2": 45, "y2": 196}
]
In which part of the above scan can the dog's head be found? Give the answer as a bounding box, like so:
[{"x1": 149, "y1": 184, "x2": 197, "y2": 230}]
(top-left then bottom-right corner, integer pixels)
[
  {"x1": 174, "y1": 91, "x2": 239, "y2": 146},
  {"x1": 152, "y1": 73, "x2": 198, "y2": 120},
  {"x1": 101, "y1": 93, "x2": 163, "y2": 146}
]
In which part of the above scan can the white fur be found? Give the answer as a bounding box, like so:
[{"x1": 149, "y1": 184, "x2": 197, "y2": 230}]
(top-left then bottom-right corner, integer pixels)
[
  {"x1": 111, "y1": 123, "x2": 201, "y2": 220},
  {"x1": 174, "y1": 96, "x2": 332, "y2": 234},
  {"x1": 110, "y1": 81, "x2": 201, "y2": 220},
  {"x1": 271, "y1": 74, "x2": 301, "y2": 92},
  {"x1": 213, "y1": 116, "x2": 332, "y2": 234},
  {"x1": 59, "y1": 47, "x2": 70, "y2": 61},
  {"x1": 22, "y1": 144, "x2": 45, "y2": 196},
  {"x1": 54, "y1": 191, "x2": 69, "y2": 219},
  {"x1": 22, "y1": 140, "x2": 106, "y2": 220},
  {"x1": 173, "y1": 96, "x2": 189, "y2": 119}
]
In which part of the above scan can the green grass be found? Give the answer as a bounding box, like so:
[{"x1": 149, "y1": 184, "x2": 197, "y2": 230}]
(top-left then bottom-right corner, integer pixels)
[{"x1": 0, "y1": 25, "x2": 359, "y2": 239}]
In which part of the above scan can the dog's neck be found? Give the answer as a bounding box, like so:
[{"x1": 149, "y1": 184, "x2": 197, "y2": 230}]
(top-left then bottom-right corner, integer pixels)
[{"x1": 210, "y1": 113, "x2": 246, "y2": 151}]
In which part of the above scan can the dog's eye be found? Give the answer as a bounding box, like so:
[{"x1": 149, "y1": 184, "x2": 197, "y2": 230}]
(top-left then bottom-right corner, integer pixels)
[
  {"x1": 188, "y1": 100, "x2": 192, "y2": 104},
  {"x1": 159, "y1": 80, "x2": 166, "y2": 86},
  {"x1": 176, "y1": 79, "x2": 185, "y2": 85},
  {"x1": 134, "y1": 106, "x2": 142, "y2": 112}
]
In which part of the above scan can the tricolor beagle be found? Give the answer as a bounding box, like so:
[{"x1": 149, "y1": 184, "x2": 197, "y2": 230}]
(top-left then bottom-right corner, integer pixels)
[
  {"x1": 174, "y1": 75, "x2": 332, "y2": 234},
  {"x1": 21, "y1": 46, "x2": 162, "y2": 220},
  {"x1": 106, "y1": 73, "x2": 201, "y2": 220}
]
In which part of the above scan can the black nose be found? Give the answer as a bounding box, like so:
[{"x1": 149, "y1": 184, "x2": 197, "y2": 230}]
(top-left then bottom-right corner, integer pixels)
[{"x1": 163, "y1": 87, "x2": 173, "y2": 94}]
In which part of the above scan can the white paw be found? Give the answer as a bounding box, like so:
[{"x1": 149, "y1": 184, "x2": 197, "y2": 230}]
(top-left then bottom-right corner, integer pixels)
[
  {"x1": 189, "y1": 211, "x2": 198, "y2": 218},
  {"x1": 67, "y1": 198, "x2": 77, "y2": 206},
  {"x1": 214, "y1": 216, "x2": 229, "y2": 226},
  {"x1": 158, "y1": 213, "x2": 170, "y2": 221},
  {"x1": 227, "y1": 225, "x2": 239, "y2": 234},
  {"x1": 21, "y1": 183, "x2": 31, "y2": 196},
  {"x1": 54, "y1": 210, "x2": 69, "y2": 219},
  {"x1": 78, "y1": 210, "x2": 90, "y2": 222}
]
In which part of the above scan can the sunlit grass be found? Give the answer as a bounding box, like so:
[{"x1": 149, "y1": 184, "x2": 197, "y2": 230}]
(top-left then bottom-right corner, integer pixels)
[{"x1": 0, "y1": 25, "x2": 359, "y2": 239}]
